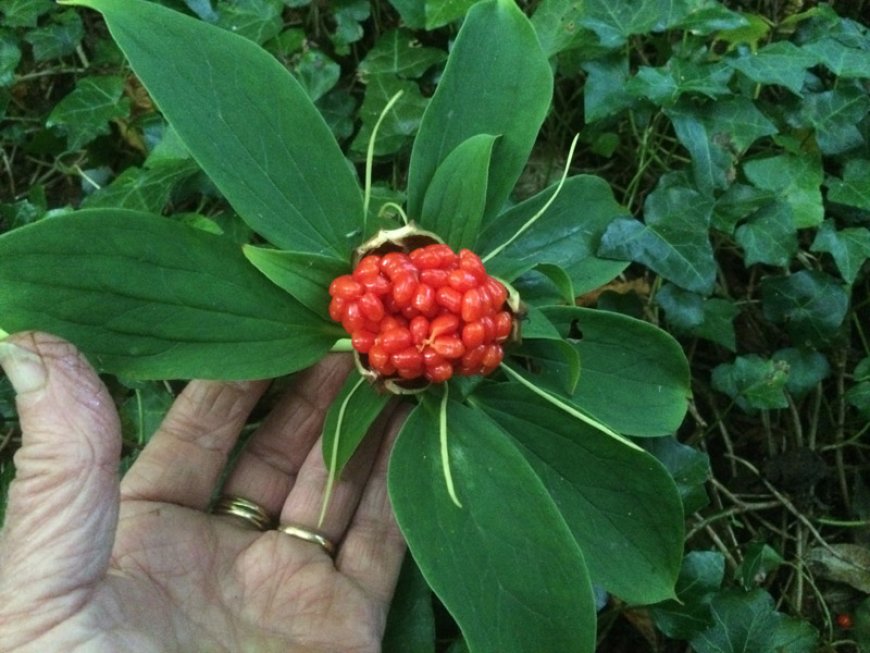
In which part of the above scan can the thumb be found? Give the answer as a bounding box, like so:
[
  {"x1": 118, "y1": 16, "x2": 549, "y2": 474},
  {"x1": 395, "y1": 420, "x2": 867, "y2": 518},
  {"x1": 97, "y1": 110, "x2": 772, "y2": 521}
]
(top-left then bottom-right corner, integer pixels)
[{"x1": 0, "y1": 332, "x2": 121, "y2": 603}]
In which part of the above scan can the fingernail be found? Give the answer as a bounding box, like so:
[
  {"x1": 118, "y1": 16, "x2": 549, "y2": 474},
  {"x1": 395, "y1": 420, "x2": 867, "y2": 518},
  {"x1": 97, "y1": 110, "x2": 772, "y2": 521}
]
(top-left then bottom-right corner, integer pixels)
[{"x1": 0, "y1": 342, "x2": 47, "y2": 394}]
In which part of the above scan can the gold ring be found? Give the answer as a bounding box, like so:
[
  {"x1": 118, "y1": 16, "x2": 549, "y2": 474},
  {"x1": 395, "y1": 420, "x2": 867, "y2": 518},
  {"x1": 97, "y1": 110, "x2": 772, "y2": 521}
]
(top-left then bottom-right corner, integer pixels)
[
  {"x1": 278, "y1": 523, "x2": 336, "y2": 557},
  {"x1": 212, "y1": 495, "x2": 273, "y2": 531}
]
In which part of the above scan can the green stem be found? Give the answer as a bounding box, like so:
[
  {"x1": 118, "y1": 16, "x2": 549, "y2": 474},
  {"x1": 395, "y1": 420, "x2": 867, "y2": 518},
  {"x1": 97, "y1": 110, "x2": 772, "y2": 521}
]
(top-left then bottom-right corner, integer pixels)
[
  {"x1": 500, "y1": 363, "x2": 642, "y2": 452},
  {"x1": 364, "y1": 90, "x2": 405, "y2": 223},
  {"x1": 482, "y1": 133, "x2": 580, "y2": 264},
  {"x1": 439, "y1": 384, "x2": 463, "y2": 508},
  {"x1": 318, "y1": 375, "x2": 366, "y2": 527}
]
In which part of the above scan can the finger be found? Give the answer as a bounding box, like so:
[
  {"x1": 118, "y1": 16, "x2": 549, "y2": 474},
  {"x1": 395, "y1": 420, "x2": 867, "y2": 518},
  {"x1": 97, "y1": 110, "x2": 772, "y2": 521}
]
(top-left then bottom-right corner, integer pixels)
[
  {"x1": 0, "y1": 332, "x2": 120, "y2": 602},
  {"x1": 220, "y1": 354, "x2": 353, "y2": 518},
  {"x1": 278, "y1": 400, "x2": 399, "y2": 545},
  {"x1": 336, "y1": 404, "x2": 407, "y2": 605},
  {"x1": 121, "y1": 378, "x2": 269, "y2": 509}
]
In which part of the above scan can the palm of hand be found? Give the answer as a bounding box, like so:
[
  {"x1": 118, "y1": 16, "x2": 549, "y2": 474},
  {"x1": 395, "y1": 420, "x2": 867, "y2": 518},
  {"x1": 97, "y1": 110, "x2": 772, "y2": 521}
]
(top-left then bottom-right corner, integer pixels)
[{"x1": 0, "y1": 335, "x2": 405, "y2": 653}]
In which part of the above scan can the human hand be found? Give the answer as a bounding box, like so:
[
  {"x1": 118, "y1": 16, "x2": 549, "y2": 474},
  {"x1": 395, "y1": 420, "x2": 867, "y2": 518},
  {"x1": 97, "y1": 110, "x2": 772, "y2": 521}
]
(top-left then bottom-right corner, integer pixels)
[{"x1": 0, "y1": 332, "x2": 407, "y2": 653}]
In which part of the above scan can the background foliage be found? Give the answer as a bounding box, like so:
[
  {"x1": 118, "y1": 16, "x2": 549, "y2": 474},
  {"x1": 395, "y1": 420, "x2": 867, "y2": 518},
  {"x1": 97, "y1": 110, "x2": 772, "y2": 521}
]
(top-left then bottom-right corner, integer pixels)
[{"x1": 2, "y1": 0, "x2": 870, "y2": 650}]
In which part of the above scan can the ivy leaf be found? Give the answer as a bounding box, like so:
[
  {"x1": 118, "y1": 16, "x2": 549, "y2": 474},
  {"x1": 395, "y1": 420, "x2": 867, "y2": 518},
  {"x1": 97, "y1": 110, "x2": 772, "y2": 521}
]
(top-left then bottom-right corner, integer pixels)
[
  {"x1": 657, "y1": 284, "x2": 704, "y2": 329},
  {"x1": 329, "y1": 0, "x2": 369, "y2": 55},
  {"x1": 530, "y1": 0, "x2": 602, "y2": 57},
  {"x1": 827, "y1": 159, "x2": 870, "y2": 211},
  {"x1": 727, "y1": 41, "x2": 817, "y2": 94},
  {"x1": 0, "y1": 32, "x2": 21, "y2": 87},
  {"x1": 351, "y1": 75, "x2": 428, "y2": 157},
  {"x1": 642, "y1": 436, "x2": 710, "y2": 514},
  {"x1": 651, "y1": 551, "x2": 725, "y2": 641},
  {"x1": 575, "y1": 0, "x2": 680, "y2": 49},
  {"x1": 581, "y1": 54, "x2": 633, "y2": 123},
  {"x1": 761, "y1": 271, "x2": 849, "y2": 347},
  {"x1": 690, "y1": 589, "x2": 818, "y2": 653},
  {"x1": 215, "y1": 0, "x2": 283, "y2": 44},
  {"x1": 712, "y1": 355, "x2": 790, "y2": 411},
  {"x1": 0, "y1": 0, "x2": 54, "y2": 27},
  {"x1": 23, "y1": 8, "x2": 83, "y2": 60},
  {"x1": 292, "y1": 49, "x2": 341, "y2": 102},
  {"x1": 803, "y1": 36, "x2": 870, "y2": 79},
  {"x1": 46, "y1": 75, "x2": 131, "y2": 150},
  {"x1": 772, "y1": 348, "x2": 830, "y2": 397},
  {"x1": 735, "y1": 201, "x2": 797, "y2": 267},
  {"x1": 599, "y1": 174, "x2": 716, "y2": 294},
  {"x1": 81, "y1": 159, "x2": 199, "y2": 213},
  {"x1": 358, "y1": 29, "x2": 446, "y2": 80},
  {"x1": 627, "y1": 60, "x2": 733, "y2": 106},
  {"x1": 743, "y1": 153, "x2": 824, "y2": 228},
  {"x1": 810, "y1": 219, "x2": 870, "y2": 284},
  {"x1": 424, "y1": 0, "x2": 476, "y2": 29},
  {"x1": 798, "y1": 85, "x2": 870, "y2": 155}
]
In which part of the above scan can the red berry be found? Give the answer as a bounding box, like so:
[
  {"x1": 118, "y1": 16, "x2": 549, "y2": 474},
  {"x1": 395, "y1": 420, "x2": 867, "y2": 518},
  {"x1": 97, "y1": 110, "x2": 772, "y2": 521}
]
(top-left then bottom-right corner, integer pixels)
[
  {"x1": 431, "y1": 336, "x2": 465, "y2": 360},
  {"x1": 330, "y1": 275, "x2": 363, "y2": 300},
  {"x1": 461, "y1": 288, "x2": 484, "y2": 323},
  {"x1": 462, "y1": 321, "x2": 486, "y2": 349},
  {"x1": 353, "y1": 255, "x2": 381, "y2": 280},
  {"x1": 351, "y1": 330, "x2": 376, "y2": 354},
  {"x1": 430, "y1": 313, "x2": 460, "y2": 339},
  {"x1": 435, "y1": 286, "x2": 463, "y2": 314},
  {"x1": 358, "y1": 292, "x2": 385, "y2": 322},
  {"x1": 836, "y1": 613, "x2": 854, "y2": 629},
  {"x1": 447, "y1": 269, "x2": 479, "y2": 293},
  {"x1": 420, "y1": 268, "x2": 449, "y2": 288},
  {"x1": 380, "y1": 326, "x2": 412, "y2": 354}
]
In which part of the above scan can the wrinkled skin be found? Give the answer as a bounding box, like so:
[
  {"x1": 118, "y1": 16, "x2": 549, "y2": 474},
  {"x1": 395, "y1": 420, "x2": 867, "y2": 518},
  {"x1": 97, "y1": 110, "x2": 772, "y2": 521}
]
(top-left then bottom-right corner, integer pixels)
[{"x1": 0, "y1": 332, "x2": 406, "y2": 652}]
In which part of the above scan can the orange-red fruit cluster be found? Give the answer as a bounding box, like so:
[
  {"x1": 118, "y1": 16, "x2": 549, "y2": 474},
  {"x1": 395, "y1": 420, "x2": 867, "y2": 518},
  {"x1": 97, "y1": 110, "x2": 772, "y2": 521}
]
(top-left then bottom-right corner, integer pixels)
[{"x1": 329, "y1": 244, "x2": 512, "y2": 383}]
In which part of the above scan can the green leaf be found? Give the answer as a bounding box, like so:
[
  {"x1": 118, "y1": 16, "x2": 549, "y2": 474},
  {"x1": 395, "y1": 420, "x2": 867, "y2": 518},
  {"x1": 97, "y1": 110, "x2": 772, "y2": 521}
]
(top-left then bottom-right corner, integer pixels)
[
  {"x1": 474, "y1": 384, "x2": 683, "y2": 604},
  {"x1": 382, "y1": 557, "x2": 436, "y2": 653},
  {"x1": 627, "y1": 60, "x2": 733, "y2": 106},
  {"x1": 799, "y1": 86, "x2": 870, "y2": 155},
  {"x1": 761, "y1": 271, "x2": 849, "y2": 347},
  {"x1": 514, "y1": 337, "x2": 581, "y2": 396},
  {"x1": 581, "y1": 54, "x2": 633, "y2": 123},
  {"x1": 320, "y1": 372, "x2": 391, "y2": 510},
  {"x1": 407, "y1": 0, "x2": 553, "y2": 224},
  {"x1": 420, "y1": 134, "x2": 497, "y2": 251},
  {"x1": 598, "y1": 176, "x2": 716, "y2": 294},
  {"x1": 542, "y1": 306, "x2": 691, "y2": 436},
  {"x1": 0, "y1": 0, "x2": 54, "y2": 27},
  {"x1": 23, "y1": 9, "x2": 83, "y2": 61},
  {"x1": 81, "y1": 159, "x2": 199, "y2": 213},
  {"x1": 424, "y1": 0, "x2": 476, "y2": 29},
  {"x1": 743, "y1": 153, "x2": 824, "y2": 228},
  {"x1": 727, "y1": 41, "x2": 816, "y2": 94},
  {"x1": 651, "y1": 551, "x2": 725, "y2": 640},
  {"x1": 0, "y1": 210, "x2": 338, "y2": 380},
  {"x1": 46, "y1": 75, "x2": 130, "y2": 150},
  {"x1": 772, "y1": 348, "x2": 830, "y2": 397},
  {"x1": 351, "y1": 75, "x2": 428, "y2": 157},
  {"x1": 328, "y1": 0, "x2": 369, "y2": 55},
  {"x1": 358, "y1": 29, "x2": 446, "y2": 80},
  {"x1": 292, "y1": 49, "x2": 341, "y2": 102},
  {"x1": 389, "y1": 396, "x2": 596, "y2": 653},
  {"x1": 531, "y1": 0, "x2": 602, "y2": 57},
  {"x1": 711, "y1": 355, "x2": 789, "y2": 411},
  {"x1": 481, "y1": 175, "x2": 629, "y2": 295},
  {"x1": 847, "y1": 381, "x2": 870, "y2": 418},
  {"x1": 736, "y1": 543, "x2": 783, "y2": 590},
  {"x1": 0, "y1": 33, "x2": 19, "y2": 88},
  {"x1": 642, "y1": 436, "x2": 710, "y2": 514},
  {"x1": 575, "y1": 0, "x2": 678, "y2": 48},
  {"x1": 71, "y1": 0, "x2": 364, "y2": 258},
  {"x1": 827, "y1": 159, "x2": 870, "y2": 212},
  {"x1": 803, "y1": 36, "x2": 870, "y2": 79},
  {"x1": 242, "y1": 246, "x2": 349, "y2": 316},
  {"x1": 686, "y1": 299, "x2": 739, "y2": 351},
  {"x1": 735, "y1": 201, "x2": 797, "y2": 267},
  {"x1": 810, "y1": 219, "x2": 870, "y2": 284},
  {"x1": 690, "y1": 589, "x2": 818, "y2": 653},
  {"x1": 713, "y1": 183, "x2": 776, "y2": 234},
  {"x1": 656, "y1": 284, "x2": 704, "y2": 330},
  {"x1": 216, "y1": 0, "x2": 283, "y2": 44},
  {"x1": 119, "y1": 381, "x2": 174, "y2": 446}
]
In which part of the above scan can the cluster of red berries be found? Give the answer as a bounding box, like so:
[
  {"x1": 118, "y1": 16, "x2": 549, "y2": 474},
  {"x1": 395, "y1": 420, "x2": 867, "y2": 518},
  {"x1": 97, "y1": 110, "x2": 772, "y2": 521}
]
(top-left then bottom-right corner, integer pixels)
[{"x1": 329, "y1": 243, "x2": 513, "y2": 383}]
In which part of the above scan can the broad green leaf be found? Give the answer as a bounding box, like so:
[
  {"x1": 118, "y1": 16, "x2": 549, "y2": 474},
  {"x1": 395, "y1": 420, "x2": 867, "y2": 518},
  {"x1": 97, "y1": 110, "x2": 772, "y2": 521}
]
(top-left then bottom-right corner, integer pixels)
[
  {"x1": 424, "y1": 0, "x2": 476, "y2": 29},
  {"x1": 420, "y1": 134, "x2": 497, "y2": 251},
  {"x1": 351, "y1": 75, "x2": 428, "y2": 157},
  {"x1": 0, "y1": 0, "x2": 54, "y2": 27},
  {"x1": 533, "y1": 263, "x2": 575, "y2": 305},
  {"x1": 382, "y1": 557, "x2": 436, "y2": 653},
  {"x1": 799, "y1": 85, "x2": 870, "y2": 155},
  {"x1": 514, "y1": 337, "x2": 581, "y2": 396},
  {"x1": 542, "y1": 306, "x2": 691, "y2": 436},
  {"x1": 743, "y1": 153, "x2": 824, "y2": 228},
  {"x1": 642, "y1": 436, "x2": 710, "y2": 514},
  {"x1": 726, "y1": 41, "x2": 816, "y2": 94},
  {"x1": 480, "y1": 175, "x2": 629, "y2": 295},
  {"x1": 81, "y1": 159, "x2": 199, "y2": 213},
  {"x1": 810, "y1": 219, "x2": 870, "y2": 284},
  {"x1": 70, "y1": 0, "x2": 364, "y2": 258},
  {"x1": 389, "y1": 396, "x2": 595, "y2": 653},
  {"x1": 598, "y1": 175, "x2": 716, "y2": 295},
  {"x1": 46, "y1": 75, "x2": 131, "y2": 150},
  {"x1": 712, "y1": 355, "x2": 789, "y2": 411},
  {"x1": 0, "y1": 210, "x2": 339, "y2": 380},
  {"x1": 651, "y1": 551, "x2": 725, "y2": 640},
  {"x1": 761, "y1": 271, "x2": 849, "y2": 347},
  {"x1": 23, "y1": 9, "x2": 83, "y2": 61},
  {"x1": 320, "y1": 372, "x2": 391, "y2": 510},
  {"x1": 407, "y1": 0, "x2": 552, "y2": 224},
  {"x1": 358, "y1": 29, "x2": 446, "y2": 80},
  {"x1": 690, "y1": 589, "x2": 818, "y2": 653},
  {"x1": 474, "y1": 384, "x2": 683, "y2": 604},
  {"x1": 771, "y1": 348, "x2": 830, "y2": 397},
  {"x1": 735, "y1": 201, "x2": 797, "y2": 267},
  {"x1": 242, "y1": 246, "x2": 349, "y2": 316},
  {"x1": 827, "y1": 159, "x2": 870, "y2": 211},
  {"x1": 216, "y1": 0, "x2": 283, "y2": 44}
]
